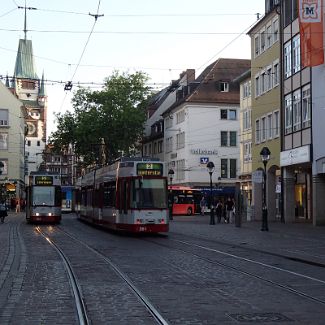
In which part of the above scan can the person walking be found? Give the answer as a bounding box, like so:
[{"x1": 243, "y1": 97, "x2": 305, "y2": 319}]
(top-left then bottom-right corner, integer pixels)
[
  {"x1": 200, "y1": 196, "x2": 206, "y2": 216},
  {"x1": 215, "y1": 199, "x2": 223, "y2": 223},
  {"x1": 0, "y1": 201, "x2": 8, "y2": 223},
  {"x1": 225, "y1": 197, "x2": 235, "y2": 223},
  {"x1": 15, "y1": 198, "x2": 21, "y2": 213}
]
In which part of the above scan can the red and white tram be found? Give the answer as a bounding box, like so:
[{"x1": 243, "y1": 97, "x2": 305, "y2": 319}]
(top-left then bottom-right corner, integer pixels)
[{"x1": 76, "y1": 158, "x2": 169, "y2": 233}]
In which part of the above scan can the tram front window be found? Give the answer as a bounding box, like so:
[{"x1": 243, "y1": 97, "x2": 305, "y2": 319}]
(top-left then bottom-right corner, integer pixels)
[
  {"x1": 32, "y1": 186, "x2": 55, "y2": 206},
  {"x1": 131, "y1": 179, "x2": 167, "y2": 209}
]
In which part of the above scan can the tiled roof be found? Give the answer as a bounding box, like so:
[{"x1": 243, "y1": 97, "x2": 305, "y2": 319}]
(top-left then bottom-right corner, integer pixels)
[{"x1": 14, "y1": 39, "x2": 38, "y2": 79}]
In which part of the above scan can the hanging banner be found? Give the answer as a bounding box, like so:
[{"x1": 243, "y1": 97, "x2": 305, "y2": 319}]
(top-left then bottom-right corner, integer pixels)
[{"x1": 298, "y1": 0, "x2": 324, "y2": 67}]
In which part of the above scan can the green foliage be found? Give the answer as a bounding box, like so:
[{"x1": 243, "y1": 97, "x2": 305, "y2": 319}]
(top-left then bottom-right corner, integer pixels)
[{"x1": 49, "y1": 71, "x2": 151, "y2": 165}]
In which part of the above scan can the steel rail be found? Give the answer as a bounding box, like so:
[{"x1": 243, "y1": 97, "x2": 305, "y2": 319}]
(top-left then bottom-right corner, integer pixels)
[{"x1": 36, "y1": 227, "x2": 90, "y2": 325}]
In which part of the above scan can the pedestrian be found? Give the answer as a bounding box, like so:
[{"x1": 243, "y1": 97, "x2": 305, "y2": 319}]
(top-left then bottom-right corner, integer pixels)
[
  {"x1": 225, "y1": 197, "x2": 235, "y2": 223},
  {"x1": 0, "y1": 200, "x2": 8, "y2": 223},
  {"x1": 200, "y1": 196, "x2": 206, "y2": 216},
  {"x1": 215, "y1": 199, "x2": 223, "y2": 223},
  {"x1": 15, "y1": 198, "x2": 21, "y2": 213}
]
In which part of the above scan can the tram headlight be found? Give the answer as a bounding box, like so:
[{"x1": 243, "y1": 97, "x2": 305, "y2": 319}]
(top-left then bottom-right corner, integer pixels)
[
  {"x1": 48, "y1": 213, "x2": 52, "y2": 216},
  {"x1": 35, "y1": 213, "x2": 39, "y2": 216}
]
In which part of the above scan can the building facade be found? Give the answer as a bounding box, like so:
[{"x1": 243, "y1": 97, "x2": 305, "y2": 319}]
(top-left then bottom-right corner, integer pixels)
[
  {"x1": 280, "y1": 0, "x2": 325, "y2": 225},
  {"x1": 236, "y1": 70, "x2": 253, "y2": 220},
  {"x1": 161, "y1": 58, "x2": 250, "y2": 191},
  {"x1": 248, "y1": 2, "x2": 281, "y2": 221},
  {"x1": 0, "y1": 81, "x2": 26, "y2": 201}
]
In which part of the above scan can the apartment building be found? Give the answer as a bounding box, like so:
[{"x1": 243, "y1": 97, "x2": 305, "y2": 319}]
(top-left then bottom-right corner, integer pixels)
[{"x1": 248, "y1": 1, "x2": 281, "y2": 221}]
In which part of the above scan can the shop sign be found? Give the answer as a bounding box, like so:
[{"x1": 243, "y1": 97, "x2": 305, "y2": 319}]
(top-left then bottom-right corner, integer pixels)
[
  {"x1": 191, "y1": 149, "x2": 218, "y2": 155},
  {"x1": 280, "y1": 145, "x2": 310, "y2": 167}
]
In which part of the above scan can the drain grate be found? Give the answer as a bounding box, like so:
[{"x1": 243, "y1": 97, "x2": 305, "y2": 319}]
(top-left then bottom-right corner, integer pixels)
[{"x1": 228, "y1": 313, "x2": 294, "y2": 323}]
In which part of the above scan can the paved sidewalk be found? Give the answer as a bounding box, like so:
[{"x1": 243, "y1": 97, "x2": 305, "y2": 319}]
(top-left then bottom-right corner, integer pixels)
[{"x1": 170, "y1": 214, "x2": 325, "y2": 265}]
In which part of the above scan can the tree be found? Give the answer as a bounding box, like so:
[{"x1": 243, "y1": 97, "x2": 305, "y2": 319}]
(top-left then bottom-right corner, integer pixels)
[{"x1": 49, "y1": 71, "x2": 151, "y2": 166}]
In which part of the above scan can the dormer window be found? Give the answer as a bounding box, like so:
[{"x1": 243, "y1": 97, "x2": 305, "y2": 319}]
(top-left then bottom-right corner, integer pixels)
[{"x1": 220, "y1": 81, "x2": 229, "y2": 92}]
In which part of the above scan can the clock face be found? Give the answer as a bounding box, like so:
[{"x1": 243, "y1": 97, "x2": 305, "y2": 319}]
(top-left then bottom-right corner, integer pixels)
[{"x1": 26, "y1": 121, "x2": 37, "y2": 137}]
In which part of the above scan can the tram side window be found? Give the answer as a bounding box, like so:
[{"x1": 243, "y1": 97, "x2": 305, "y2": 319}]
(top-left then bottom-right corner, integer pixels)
[{"x1": 103, "y1": 182, "x2": 116, "y2": 207}]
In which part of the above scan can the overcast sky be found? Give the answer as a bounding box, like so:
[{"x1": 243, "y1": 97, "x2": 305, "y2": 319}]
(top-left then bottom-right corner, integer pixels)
[{"x1": 0, "y1": 0, "x2": 265, "y2": 136}]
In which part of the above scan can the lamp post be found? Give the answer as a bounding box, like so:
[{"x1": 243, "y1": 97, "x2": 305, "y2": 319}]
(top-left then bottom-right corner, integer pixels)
[
  {"x1": 168, "y1": 169, "x2": 174, "y2": 221},
  {"x1": 207, "y1": 161, "x2": 215, "y2": 225},
  {"x1": 260, "y1": 147, "x2": 270, "y2": 231}
]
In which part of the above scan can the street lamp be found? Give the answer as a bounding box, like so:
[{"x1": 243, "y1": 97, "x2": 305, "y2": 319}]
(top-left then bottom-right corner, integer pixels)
[
  {"x1": 260, "y1": 147, "x2": 271, "y2": 231},
  {"x1": 207, "y1": 161, "x2": 215, "y2": 225},
  {"x1": 168, "y1": 169, "x2": 174, "y2": 221}
]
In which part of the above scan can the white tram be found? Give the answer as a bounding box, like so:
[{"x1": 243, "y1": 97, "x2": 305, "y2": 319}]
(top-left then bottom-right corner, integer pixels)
[
  {"x1": 26, "y1": 171, "x2": 62, "y2": 224},
  {"x1": 76, "y1": 158, "x2": 169, "y2": 233}
]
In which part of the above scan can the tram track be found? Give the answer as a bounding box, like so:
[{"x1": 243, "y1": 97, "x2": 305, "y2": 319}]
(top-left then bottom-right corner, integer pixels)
[
  {"x1": 38, "y1": 225, "x2": 170, "y2": 325},
  {"x1": 140, "y1": 235, "x2": 325, "y2": 306},
  {"x1": 36, "y1": 227, "x2": 90, "y2": 325},
  {"x1": 171, "y1": 231, "x2": 325, "y2": 268}
]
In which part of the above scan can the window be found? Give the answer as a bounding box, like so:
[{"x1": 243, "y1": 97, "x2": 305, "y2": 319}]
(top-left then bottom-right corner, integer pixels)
[
  {"x1": 37, "y1": 141, "x2": 41, "y2": 146},
  {"x1": 0, "y1": 109, "x2": 9, "y2": 126},
  {"x1": 266, "y1": 66, "x2": 272, "y2": 91},
  {"x1": 292, "y1": 35, "x2": 301, "y2": 73},
  {"x1": 158, "y1": 140, "x2": 163, "y2": 153},
  {"x1": 273, "y1": 18, "x2": 279, "y2": 42},
  {"x1": 255, "y1": 119, "x2": 260, "y2": 143},
  {"x1": 0, "y1": 159, "x2": 8, "y2": 175},
  {"x1": 243, "y1": 109, "x2": 251, "y2": 130},
  {"x1": 176, "y1": 132, "x2": 185, "y2": 149},
  {"x1": 285, "y1": 94, "x2": 293, "y2": 134},
  {"x1": 261, "y1": 71, "x2": 266, "y2": 93},
  {"x1": 220, "y1": 109, "x2": 228, "y2": 119},
  {"x1": 284, "y1": 41, "x2": 292, "y2": 78},
  {"x1": 243, "y1": 81, "x2": 251, "y2": 98},
  {"x1": 261, "y1": 117, "x2": 266, "y2": 141},
  {"x1": 273, "y1": 110, "x2": 280, "y2": 137},
  {"x1": 254, "y1": 35, "x2": 260, "y2": 57},
  {"x1": 260, "y1": 30, "x2": 266, "y2": 52},
  {"x1": 176, "y1": 110, "x2": 185, "y2": 124},
  {"x1": 273, "y1": 61, "x2": 279, "y2": 86},
  {"x1": 266, "y1": 25, "x2": 272, "y2": 48},
  {"x1": 302, "y1": 85, "x2": 311, "y2": 128},
  {"x1": 230, "y1": 159, "x2": 237, "y2": 178},
  {"x1": 244, "y1": 142, "x2": 252, "y2": 162},
  {"x1": 176, "y1": 159, "x2": 185, "y2": 181},
  {"x1": 27, "y1": 140, "x2": 31, "y2": 146},
  {"x1": 153, "y1": 142, "x2": 157, "y2": 154},
  {"x1": 255, "y1": 75, "x2": 260, "y2": 97},
  {"x1": 228, "y1": 110, "x2": 236, "y2": 120},
  {"x1": 221, "y1": 159, "x2": 228, "y2": 178},
  {"x1": 267, "y1": 114, "x2": 273, "y2": 139},
  {"x1": 149, "y1": 144, "x2": 152, "y2": 155},
  {"x1": 221, "y1": 131, "x2": 228, "y2": 146},
  {"x1": 220, "y1": 109, "x2": 236, "y2": 120},
  {"x1": 21, "y1": 80, "x2": 35, "y2": 89},
  {"x1": 0, "y1": 133, "x2": 8, "y2": 150},
  {"x1": 220, "y1": 82, "x2": 229, "y2": 92},
  {"x1": 166, "y1": 137, "x2": 173, "y2": 153},
  {"x1": 229, "y1": 131, "x2": 237, "y2": 146},
  {"x1": 293, "y1": 90, "x2": 301, "y2": 131}
]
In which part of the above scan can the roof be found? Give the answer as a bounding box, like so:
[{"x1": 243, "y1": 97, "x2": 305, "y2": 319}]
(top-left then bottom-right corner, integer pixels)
[
  {"x1": 162, "y1": 58, "x2": 251, "y2": 115},
  {"x1": 14, "y1": 39, "x2": 38, "y2": 79}
]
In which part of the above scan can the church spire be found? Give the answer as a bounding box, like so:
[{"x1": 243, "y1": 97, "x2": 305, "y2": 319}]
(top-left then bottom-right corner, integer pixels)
[{"x1": 24, "y1": 0, "x2": 27, "y2": 40}]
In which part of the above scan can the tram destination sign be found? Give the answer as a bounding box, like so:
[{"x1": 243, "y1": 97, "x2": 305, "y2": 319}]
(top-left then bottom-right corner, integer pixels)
[
  {"x1": 35, "y1": 176, "x2": 53, "y2": 185},
  {"x1": 137, "y1": 163, "x2": 163, "y2": 176}
]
